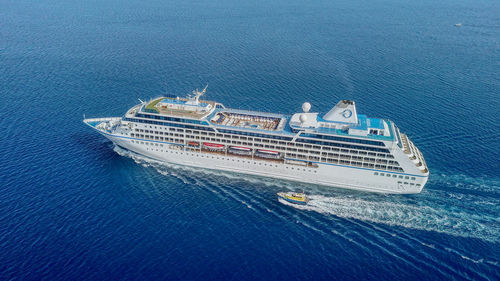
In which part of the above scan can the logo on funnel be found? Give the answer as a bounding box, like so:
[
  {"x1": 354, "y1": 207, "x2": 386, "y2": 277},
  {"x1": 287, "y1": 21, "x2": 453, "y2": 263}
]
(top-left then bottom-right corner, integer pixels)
[{"x1": 341, "y1": 109, "x2": 352, "y2": 118}]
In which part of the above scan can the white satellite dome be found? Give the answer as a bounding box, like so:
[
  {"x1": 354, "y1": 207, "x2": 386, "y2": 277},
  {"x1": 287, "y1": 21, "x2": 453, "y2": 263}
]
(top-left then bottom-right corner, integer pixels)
[
  {"x1": 299, "y1": 114, "x2": 308, "y2": 123},
  {"x1": 302, "y1": 102, "x2": 311, "y2": 113}
]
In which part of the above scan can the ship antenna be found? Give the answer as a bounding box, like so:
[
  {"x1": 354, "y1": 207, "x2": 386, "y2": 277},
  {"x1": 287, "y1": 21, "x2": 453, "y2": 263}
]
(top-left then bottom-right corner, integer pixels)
[{"x1": 193, "y1": 84, "x2": 208, "y2": 104}]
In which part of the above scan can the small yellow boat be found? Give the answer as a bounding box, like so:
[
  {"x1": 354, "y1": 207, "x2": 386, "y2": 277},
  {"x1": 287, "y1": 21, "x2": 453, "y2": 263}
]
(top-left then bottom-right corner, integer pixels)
[{"x1": 277, "y1": 192, "x2": 309, "y2": 205}]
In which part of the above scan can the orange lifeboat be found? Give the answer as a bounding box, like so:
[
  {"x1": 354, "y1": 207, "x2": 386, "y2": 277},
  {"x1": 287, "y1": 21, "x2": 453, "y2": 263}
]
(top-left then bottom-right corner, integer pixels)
[
  {"x1": 188, "y1": 141, "x2": 200, "y2": 147},
  {"x1": 203, "y1": 142, "x2": 225, "y2": 150}
]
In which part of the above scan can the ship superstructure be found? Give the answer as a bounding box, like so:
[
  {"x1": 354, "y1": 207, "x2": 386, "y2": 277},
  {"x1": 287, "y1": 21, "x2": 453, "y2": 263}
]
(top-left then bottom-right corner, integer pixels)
[{"x1": 84, "y1": 88, "x2": 429, "y2": 194}]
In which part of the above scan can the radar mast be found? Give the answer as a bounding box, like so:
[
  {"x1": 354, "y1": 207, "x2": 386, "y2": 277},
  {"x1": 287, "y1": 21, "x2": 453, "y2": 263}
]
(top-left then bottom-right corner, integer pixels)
[{"x1": 187, "y1": 84, "x2": 208, "y2": 105}]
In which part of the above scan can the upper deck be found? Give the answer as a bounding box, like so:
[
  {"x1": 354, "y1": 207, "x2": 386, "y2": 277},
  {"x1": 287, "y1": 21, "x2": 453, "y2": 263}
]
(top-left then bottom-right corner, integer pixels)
[
  {"x1": 125, "y1": 91, "x2": 396, "y2": 143},
  {"x1": 209, "y1": 108, "x2": 287, "y2": 132},
  {"x1": 140, "y1": 96, "x2": 217, "y2": 119}
]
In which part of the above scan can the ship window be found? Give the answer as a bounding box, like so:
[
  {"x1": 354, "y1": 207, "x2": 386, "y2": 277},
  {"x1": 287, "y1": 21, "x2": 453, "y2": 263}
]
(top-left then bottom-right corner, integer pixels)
[
  {"x1": 399, "y1": 175, "x2": 403, "y2": 179},
  {"x1": 405, "y1": 176, "x2": 409, "y2": 179},
  {"x1": 411, "y1": 177, "x2": 416, "y2": 180},
  {"x1": 386, "y1": 174, "x2": 391, "y2": 177},
  {"x1": 392, "y1": 175, "x2": 397, "y2": 178},
  {"x1": 380, "y1": 173, "x2": 384, "y2": 176}
]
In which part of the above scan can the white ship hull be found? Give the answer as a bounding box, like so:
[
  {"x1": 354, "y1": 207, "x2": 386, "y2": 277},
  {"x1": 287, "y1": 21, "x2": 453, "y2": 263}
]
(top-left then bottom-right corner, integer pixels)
[
  {"x1": 84, "y1": 90, "x2": 430, "y2": 195},
  {"x1": 104, "y1": 132, "x2": 427, "y2": 194}
]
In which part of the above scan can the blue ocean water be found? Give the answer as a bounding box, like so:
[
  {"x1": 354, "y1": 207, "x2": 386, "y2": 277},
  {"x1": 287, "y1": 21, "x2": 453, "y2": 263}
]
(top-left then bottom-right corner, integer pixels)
[{"x1": 1, "y1": 0, "x2": 499, "y2": 279}]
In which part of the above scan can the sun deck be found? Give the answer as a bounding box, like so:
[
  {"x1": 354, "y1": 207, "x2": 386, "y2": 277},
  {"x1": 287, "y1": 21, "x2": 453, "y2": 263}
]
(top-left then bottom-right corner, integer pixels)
[
  {"x1": 141, "y1": 97, "x2": 217, "y2": 119},
  {"x1": 210, "y1": 110, "x2": 287, "y2": 131}
]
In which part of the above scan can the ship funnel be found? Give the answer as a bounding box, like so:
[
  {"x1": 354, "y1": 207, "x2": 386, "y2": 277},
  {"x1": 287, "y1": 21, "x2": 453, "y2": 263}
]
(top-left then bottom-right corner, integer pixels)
[{"x1": 323, "y1": 100, "x2": 358, "y2": 124}]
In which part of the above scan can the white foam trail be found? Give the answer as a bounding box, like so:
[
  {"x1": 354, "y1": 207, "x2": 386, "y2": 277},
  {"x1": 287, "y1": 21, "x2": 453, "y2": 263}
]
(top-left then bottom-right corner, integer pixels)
[
  {"x1": 114, "y1": 146, "x2": 500, "y2": 242},
  {"x1": 281, "y1": 194, "x2": 499, "y2": 243},
  {"x1": 430, "y1": 171, "x2": 500, "y2": 194},
  {"x1": 421, "y1": 242, "x2": 435, "y2": 249}
]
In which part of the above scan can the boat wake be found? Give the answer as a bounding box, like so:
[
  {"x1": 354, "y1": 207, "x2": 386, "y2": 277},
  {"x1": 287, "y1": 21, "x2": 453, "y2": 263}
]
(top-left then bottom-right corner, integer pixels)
[
  {"x1": 282, "y1": 192, "x2": 499, "y2": 243},
  {"x1": 114, "y1": 146, "x2": 500, "y2": 243}
]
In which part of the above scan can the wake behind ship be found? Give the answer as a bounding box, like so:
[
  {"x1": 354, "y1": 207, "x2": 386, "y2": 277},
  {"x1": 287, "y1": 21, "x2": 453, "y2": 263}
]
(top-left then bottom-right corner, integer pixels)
[{"x1": 84, "y1": 87, "x2": 429, "y2": 194}]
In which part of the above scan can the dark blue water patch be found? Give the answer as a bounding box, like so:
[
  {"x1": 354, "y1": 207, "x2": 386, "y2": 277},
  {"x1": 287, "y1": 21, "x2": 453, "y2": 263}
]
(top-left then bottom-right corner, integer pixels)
[{"x1": 1, "y1": 0, "x2": 499, "y2": 280}]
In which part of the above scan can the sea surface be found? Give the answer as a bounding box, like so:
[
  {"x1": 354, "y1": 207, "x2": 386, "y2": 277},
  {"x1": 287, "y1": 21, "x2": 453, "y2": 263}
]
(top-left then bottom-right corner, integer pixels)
[{"x1": 1, "y1": 0, "x2": 499, "y2": 280}]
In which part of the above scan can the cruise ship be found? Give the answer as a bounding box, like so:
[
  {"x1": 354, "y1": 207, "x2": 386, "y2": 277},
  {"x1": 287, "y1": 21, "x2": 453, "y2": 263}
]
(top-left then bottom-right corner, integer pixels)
[{"x1": 83, "y1": 87, "x2": 429, "y2": 194}]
